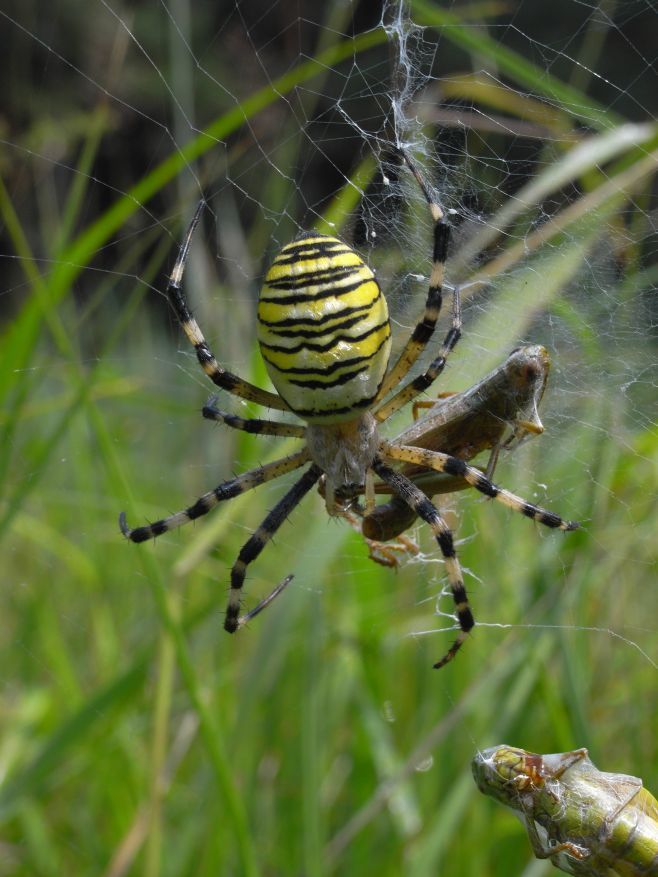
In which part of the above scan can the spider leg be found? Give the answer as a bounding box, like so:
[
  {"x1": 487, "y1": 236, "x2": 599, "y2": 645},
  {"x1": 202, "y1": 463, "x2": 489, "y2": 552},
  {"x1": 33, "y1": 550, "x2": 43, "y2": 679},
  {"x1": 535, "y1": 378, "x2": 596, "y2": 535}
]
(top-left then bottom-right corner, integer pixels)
[
  {"x1": 381, "y1": 442, "x2": 579, "y2": 531},
  {"x1": 225, "y1": 464, "x2": 322, "y2": 632},
  {"x1": 202, "y1": 396, "x2": 306, "y2": 437},
  {"x1": 375, "y1": 284, "x2": 461, "y2": 422},
  {"x1": 371, "y1": 457, "x2": 473, "y2": 668},
  {"x1": 119, "y1": 448, "x2": 311, "y2": 542},
  {"x1": 168, "y1": 202, "x2": 289, "y2": 411},
  {"x1": 375, "y1": 149, "x2": 452, "y2": 402},
  {"x1": 236, "y1": 574, "x2": 295, "y2": 627}
]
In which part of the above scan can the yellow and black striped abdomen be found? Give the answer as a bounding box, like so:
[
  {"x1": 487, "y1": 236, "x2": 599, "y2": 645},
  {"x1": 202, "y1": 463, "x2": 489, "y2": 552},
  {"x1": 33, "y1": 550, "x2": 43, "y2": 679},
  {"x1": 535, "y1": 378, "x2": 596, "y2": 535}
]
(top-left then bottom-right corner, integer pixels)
[{"x1": 257, "y1": 233, "x2": 391, "y2": 423}]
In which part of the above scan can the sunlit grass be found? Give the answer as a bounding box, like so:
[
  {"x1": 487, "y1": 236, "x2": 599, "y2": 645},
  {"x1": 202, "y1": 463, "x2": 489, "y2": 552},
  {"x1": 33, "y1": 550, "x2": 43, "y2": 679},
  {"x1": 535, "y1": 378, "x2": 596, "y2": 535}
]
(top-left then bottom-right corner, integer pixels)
[{"x1": 1, "y1": 3, "x2": 657, "y2": 876}]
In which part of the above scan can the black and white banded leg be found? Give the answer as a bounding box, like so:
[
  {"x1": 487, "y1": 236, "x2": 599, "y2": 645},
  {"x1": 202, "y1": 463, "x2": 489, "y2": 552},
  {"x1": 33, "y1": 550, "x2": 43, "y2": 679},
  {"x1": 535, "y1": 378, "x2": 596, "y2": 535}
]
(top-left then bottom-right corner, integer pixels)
[
  {"x1": 225, "y1": 464, "x2": 322, "y2": 632},
  {"x1": 202, "y1": 396, "x2": 306, "y2": 438},
  {"x1": 167, "y1": 202, "x2": 289, "y2": 411},
  {"x1": 381, "y1": 443, "x2": 579, "y2": 531},
  {"x1": 375, "y1": 284, "x2": 462, "y2": 423},
  {"x1": 375, "y1": 149, "x2": 453, "y2": 402},
  {"x1": 119, "y1": 448, "x2": 311, "y2": 542},
  {"x1": 371, "y1": 457, "x2": 473, "y2": 668}
]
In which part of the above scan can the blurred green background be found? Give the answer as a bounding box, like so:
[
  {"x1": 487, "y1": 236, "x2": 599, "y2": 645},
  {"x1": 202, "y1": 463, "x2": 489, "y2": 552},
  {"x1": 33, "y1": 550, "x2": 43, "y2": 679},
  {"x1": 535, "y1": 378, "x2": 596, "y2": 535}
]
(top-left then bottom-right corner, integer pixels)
[{"x1": 1, "y1": 0, "x2": 656, "y2": 875}]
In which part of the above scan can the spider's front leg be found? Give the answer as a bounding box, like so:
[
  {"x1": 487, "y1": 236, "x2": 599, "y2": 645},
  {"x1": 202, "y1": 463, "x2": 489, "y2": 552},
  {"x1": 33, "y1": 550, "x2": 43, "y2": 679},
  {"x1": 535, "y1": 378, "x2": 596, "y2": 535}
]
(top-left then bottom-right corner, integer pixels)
[
  {"x1": 371, "y1": 457, "x2": 474, "y2": 668},
  {"x1": 224, "y1": 464, "x2": 322, "y2": 632},
  {"x1": 381, "y1": 442, "x2": 579, "y2": 531}
]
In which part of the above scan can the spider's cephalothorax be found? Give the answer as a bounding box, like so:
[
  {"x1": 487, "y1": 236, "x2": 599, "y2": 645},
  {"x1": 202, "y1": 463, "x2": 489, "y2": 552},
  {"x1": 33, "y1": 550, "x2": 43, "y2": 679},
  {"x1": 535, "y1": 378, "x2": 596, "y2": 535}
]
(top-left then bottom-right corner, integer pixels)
[{"x1": 120, "y1": 150, "x2": 578, "y2": 669}]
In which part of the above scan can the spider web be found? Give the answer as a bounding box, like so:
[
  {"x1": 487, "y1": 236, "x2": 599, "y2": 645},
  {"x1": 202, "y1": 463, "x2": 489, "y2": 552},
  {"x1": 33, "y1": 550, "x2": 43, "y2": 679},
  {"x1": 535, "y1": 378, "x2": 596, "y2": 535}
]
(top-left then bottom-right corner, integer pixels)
[
  {"x1": 0, "y1": 0, "x2": 656, "y2": 868},
  {"x1": 5, "y1": 3, "x2": 653, "y2": 595}
]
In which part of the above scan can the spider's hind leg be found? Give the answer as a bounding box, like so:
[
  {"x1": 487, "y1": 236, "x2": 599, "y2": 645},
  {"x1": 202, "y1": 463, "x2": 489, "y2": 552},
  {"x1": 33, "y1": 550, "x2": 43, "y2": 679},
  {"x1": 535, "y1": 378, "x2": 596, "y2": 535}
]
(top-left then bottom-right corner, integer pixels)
[
  {"x1": 166, "y1": 201, "x2": 289, "y2": 411},
  {"x1": 375, "y1": 284, "x2": 462, "y2": 422},
  {"x1": 375, "y1": 149, "x2": 454, "y2": 404}
]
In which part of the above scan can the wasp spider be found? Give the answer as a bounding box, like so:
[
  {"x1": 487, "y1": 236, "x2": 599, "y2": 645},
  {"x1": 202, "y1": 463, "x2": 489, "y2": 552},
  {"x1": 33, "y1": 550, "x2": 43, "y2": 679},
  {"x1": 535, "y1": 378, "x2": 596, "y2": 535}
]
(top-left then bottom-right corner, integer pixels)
[{"x1": 120, "y1": 150, "x2": 578, "y2": 668}]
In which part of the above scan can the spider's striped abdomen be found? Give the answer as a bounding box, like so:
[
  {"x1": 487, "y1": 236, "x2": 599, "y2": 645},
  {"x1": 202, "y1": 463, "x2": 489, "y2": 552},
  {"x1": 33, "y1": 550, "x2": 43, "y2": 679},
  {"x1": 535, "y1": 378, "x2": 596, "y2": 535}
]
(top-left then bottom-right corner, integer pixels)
[{"x1": 257, "y1": 233, "x2": 391, "y2": 423}]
